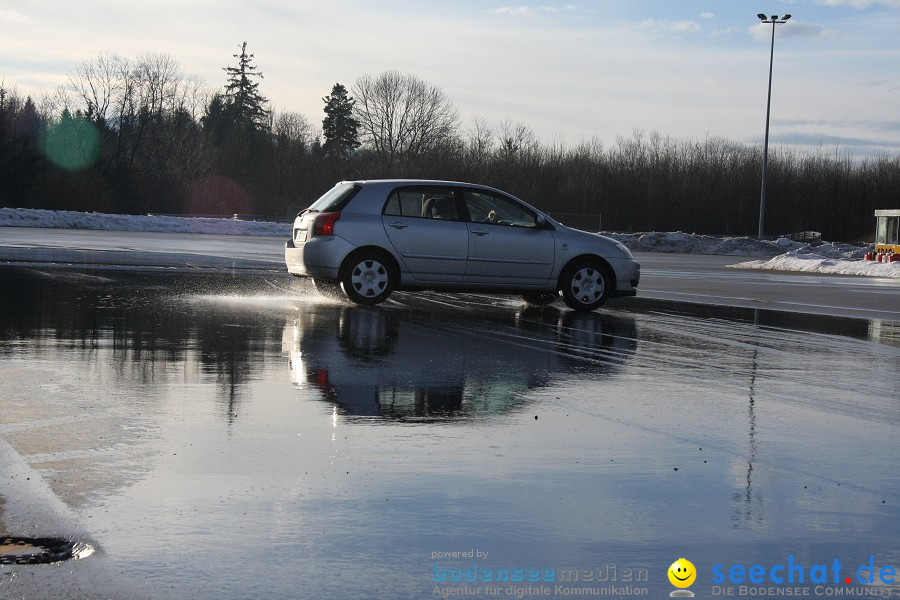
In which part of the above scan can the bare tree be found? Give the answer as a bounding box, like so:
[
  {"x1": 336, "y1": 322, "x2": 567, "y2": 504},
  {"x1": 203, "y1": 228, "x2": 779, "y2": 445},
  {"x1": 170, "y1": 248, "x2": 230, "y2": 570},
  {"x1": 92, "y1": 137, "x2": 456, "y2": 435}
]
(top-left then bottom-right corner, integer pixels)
[
  {"x1": 178, "y1": 74, "x2": 214, "y2": 122},
  {"x1": 272, "y1": 110, "x2": 315, "y2": 146},
  {"x1": 134, "y1": 52, "x2": 182, "y2": 118},
  {"x1": 466, "y1": 117, "x2": 494, "y2": 161},
  {"x1": 496, "y1": 118, "x2": 538, "y2": 161},
  {"x1": 352, "y1": 70, "x2": 459, "y2": 166},
  {"x1": 67, "y1": 53, "x2": 126, "y2": 123}
]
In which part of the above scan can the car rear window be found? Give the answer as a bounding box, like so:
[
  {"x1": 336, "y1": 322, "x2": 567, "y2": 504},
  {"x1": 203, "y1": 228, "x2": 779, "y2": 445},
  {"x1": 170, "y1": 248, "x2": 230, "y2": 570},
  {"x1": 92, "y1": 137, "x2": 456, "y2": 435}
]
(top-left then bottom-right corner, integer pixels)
[{"x1": 307, "y1": 182, "x2": 361, "y2": 212}]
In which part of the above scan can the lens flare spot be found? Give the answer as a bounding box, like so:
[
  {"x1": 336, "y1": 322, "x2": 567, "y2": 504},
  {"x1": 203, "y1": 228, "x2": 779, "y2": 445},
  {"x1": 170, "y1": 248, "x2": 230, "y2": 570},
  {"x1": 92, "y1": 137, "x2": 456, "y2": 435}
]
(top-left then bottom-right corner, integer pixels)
[
  {"x1": 40, "y1": 113, "x2": 100, "y2": 171},
  {"x1": 187, "y1": 175, "x2": 253, "y2": 215}
]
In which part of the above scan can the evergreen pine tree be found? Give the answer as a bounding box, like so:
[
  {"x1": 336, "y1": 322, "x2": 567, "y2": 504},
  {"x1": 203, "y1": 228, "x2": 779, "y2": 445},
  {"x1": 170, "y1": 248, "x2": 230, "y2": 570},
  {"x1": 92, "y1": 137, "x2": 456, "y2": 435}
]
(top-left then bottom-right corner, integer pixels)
[
  {"x1": 322, "y1": 83, "x2": 359, "y2": 157},
  {"x1": 222, "y1": 41, "x2": 269, "y2": 131}
]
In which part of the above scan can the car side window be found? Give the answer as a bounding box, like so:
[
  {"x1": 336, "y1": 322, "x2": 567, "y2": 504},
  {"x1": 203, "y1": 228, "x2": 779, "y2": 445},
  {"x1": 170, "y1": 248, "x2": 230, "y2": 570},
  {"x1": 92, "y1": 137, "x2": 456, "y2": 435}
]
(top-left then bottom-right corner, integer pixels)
[
  {"x1": 383, "y1": 194, "x2": 401, "y2": 216},
  {"x1": 463, "y1": 190, "x2": 538, "y2": 228},
  {"x1": 383, "y1": 187, "x2": 461, "y2": 221}
]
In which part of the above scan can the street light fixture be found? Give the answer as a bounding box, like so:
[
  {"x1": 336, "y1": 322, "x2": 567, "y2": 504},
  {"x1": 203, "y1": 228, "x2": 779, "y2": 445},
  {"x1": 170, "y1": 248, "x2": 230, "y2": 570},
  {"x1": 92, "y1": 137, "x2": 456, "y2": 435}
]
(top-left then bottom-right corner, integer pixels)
[{"x1": 756, "y1": 12, "x2": 790, "y2": 239}]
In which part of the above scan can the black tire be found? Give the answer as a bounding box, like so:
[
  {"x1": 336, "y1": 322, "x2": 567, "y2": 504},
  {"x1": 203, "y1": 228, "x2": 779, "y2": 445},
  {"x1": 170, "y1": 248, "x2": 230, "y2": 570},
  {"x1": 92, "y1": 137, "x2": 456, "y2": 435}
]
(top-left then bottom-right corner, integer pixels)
[
  {"x1": 559, "y1": 259, "x2": 611, "y2": 312},
  {"x1": 339, "y1": 251, "x2": 395, "y2": 306},
  {"x1": 313, "y1": 278, "x2": 346, "y2": 301},
  {"x1": 522, "y1": 291, "x2": 558, "y2": 306}
]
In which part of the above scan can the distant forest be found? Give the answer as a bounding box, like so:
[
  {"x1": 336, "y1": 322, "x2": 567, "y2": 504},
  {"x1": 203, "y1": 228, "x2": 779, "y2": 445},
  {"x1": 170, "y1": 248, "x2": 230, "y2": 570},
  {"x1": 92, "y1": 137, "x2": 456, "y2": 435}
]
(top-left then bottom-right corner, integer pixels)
[{"x1": 1, "y1": 44, "x2": 898, "y2": 240}]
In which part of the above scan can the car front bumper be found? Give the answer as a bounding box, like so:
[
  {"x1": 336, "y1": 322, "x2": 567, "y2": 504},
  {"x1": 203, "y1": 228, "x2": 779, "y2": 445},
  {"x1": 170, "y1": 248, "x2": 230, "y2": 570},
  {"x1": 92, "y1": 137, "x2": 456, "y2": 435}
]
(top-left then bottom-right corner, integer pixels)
[{"x1": 608, "y1": 257, "x2": 640, "y2": 297}]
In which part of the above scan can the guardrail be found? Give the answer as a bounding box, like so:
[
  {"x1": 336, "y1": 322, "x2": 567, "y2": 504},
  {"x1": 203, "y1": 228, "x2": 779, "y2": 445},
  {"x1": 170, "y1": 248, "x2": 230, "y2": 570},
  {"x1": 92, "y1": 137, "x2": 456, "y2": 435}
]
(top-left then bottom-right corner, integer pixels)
[{"x1": 784, "y1": 231, "x2": 821, "y2": 242}]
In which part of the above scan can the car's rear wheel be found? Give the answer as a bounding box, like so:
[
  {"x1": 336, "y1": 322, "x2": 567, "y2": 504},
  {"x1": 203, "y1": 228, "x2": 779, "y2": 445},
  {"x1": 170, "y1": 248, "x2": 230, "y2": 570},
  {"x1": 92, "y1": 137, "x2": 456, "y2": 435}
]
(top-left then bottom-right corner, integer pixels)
[
  {"x1": 560, "y1": 259, "x2": 611, "y2": 312},
  {"x1": 339, "y1": 251, "x2": 395, "y2": 305},
  {"x1": 522, "y1": 291, "x2": 558, "y2": 306},
  {"x1": 313, "y1": 278, "x2": 345, "y2": 301}
]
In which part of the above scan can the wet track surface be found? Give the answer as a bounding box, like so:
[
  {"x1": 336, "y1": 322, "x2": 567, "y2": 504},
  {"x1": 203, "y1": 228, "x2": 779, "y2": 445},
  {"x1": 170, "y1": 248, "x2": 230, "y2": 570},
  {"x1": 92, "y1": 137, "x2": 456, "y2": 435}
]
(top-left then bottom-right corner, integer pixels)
[{"x1": 1, "y1": 266, "x2": 899, "y2": 599}]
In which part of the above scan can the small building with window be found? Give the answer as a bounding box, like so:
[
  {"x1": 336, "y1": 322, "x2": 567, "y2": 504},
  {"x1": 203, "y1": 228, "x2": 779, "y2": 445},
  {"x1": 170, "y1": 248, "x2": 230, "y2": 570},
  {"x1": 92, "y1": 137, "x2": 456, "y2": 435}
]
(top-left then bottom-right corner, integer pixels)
[{"x1": 868, "y1": 209, "x2": 900, "y2": 261}]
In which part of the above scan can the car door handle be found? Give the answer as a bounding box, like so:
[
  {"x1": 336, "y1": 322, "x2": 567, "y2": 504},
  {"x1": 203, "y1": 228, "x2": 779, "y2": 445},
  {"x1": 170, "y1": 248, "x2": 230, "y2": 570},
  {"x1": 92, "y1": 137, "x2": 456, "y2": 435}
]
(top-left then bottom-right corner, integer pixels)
[
  {"x1": 470, "y1": 229, "x2": 489, "y2": 236},
  {"x1": 388, "y1": 222, "x2": 408, "y2": 229}
]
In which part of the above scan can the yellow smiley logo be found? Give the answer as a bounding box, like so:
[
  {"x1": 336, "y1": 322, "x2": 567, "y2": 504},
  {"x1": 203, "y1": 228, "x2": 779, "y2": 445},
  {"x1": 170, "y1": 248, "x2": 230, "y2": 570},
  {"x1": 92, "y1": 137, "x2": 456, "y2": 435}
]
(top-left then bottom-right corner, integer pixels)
[{"x1": 668, "y1": 558, "x2": 696, "y2": 588}]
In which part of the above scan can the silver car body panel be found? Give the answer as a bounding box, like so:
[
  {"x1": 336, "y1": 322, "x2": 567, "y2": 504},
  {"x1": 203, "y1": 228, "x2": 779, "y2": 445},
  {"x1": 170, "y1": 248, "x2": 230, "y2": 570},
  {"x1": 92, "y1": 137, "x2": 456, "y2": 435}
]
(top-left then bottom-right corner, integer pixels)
[
  {"x1": 381, "y1": 216, "x2": 468, "y2": 282},
  {"x1": 285, "y1": 179, "x2": 640, "y2": 296},
  {"x1": 464, "y1": 222, "x2": 555, "y2": 286}
]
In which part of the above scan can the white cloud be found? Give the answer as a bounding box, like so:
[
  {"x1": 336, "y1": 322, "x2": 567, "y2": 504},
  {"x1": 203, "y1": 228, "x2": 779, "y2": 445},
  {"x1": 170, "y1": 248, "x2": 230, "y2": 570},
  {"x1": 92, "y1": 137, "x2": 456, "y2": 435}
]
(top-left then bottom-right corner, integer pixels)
[
  {"x1": 484, "y1": 4, "x2": 580, "y2": 17},
  {"x1": 485, "y1": 6, "x2": 536, "y2": 16},
  {"x1": 0, "y1": 9, "x2": 30, "y2": 24},
  {"x1": 700, "y1": 12, "x2": 715, "y2": 19},
  {"x1": 639, "y1": 19, "x2": 701, "y2": 33},
  {"x1": 710, "y1": 26, "x2": 742, "y2": 38},
  {"x1": 819, "y1": 0, "x2": 900, "y2": 7},
  {"x1": 749, "y1": 21, "x2": 837, "y2": 41}
]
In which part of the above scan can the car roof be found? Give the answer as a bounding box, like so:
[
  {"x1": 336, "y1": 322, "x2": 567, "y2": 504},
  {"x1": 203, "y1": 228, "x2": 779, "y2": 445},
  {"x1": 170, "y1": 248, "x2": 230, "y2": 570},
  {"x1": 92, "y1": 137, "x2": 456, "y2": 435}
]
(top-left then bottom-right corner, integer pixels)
[
  {"x1": 344, "y1": 179, "x2": 531, "y2": 203},
  {"x1": 345, "y1": 179, "x2": 498, "y2": 189}
]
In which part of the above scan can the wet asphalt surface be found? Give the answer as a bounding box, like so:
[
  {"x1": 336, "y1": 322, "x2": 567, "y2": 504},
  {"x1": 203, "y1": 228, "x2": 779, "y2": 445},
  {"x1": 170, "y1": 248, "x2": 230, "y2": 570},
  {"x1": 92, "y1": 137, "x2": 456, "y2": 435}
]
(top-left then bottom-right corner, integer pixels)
[{"x1": 0, "y1": 265, "x2": 898, "y2": 599}]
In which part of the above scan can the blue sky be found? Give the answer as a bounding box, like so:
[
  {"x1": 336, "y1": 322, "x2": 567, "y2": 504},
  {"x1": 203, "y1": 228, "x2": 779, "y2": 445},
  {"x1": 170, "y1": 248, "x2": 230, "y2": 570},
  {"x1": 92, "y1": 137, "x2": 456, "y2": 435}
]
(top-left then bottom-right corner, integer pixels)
[{"x1": 2, "y1": 1, "x2": 899, "y2": 155}]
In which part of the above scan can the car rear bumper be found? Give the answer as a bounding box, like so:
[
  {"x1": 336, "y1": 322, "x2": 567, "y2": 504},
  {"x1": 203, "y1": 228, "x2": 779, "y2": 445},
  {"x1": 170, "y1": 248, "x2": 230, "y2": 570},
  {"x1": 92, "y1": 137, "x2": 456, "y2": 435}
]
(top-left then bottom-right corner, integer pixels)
[{"x1": 285, "y1": 237, "x2": 354, "y2": 280}]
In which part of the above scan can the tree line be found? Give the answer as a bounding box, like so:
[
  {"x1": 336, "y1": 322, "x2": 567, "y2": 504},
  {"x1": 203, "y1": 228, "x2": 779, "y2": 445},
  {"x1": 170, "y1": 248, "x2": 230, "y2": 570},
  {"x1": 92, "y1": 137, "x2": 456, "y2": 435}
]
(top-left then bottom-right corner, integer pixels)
[{"x1": 1, "y1": 43, "x2": 898, "y2": 240}]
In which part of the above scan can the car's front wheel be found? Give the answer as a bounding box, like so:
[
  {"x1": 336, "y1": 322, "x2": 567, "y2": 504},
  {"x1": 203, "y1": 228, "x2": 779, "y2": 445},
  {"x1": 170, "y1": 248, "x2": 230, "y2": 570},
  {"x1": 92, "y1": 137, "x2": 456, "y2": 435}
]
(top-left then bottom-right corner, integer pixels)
[
  {"x1": 339, "y1": 251, "x2": 395, "y2": 306},
  {"x1": 560, "y1": 260, "x2": 611, "y2": 312}
]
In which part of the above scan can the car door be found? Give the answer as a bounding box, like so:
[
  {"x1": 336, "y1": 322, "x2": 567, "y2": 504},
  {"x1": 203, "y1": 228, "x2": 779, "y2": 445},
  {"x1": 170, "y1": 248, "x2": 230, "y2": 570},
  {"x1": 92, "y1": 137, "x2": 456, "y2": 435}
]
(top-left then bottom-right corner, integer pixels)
[
  {"x1": 381, "y1": 186, "x2": 469, "y2": 282},
  {"x1": 462, "y1": 189, "x2": 555, "y2": 286}
]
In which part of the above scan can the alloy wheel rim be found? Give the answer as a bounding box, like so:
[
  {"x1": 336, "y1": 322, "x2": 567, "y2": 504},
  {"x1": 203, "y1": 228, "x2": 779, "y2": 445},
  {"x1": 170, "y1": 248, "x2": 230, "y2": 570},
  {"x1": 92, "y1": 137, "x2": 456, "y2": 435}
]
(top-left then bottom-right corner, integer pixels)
[
  {"x1": 570, "y1": 267, "x2": 604, "y2": 304},
  {"x1": 351, "y1": 259, "x2": 389, "y2": 297}
]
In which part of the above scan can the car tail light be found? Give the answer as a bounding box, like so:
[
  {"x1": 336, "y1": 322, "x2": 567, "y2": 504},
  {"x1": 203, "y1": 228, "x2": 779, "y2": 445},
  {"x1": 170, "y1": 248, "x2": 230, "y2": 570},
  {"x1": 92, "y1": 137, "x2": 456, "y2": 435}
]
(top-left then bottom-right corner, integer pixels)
[{"x1": 312, "y1": 212, "x2": 341, "y2": 236}]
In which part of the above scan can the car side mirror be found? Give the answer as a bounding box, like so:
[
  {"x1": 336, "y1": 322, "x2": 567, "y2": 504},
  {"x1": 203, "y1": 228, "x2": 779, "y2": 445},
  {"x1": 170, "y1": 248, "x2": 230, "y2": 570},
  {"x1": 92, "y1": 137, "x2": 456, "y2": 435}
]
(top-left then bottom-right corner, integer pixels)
[{"x1": 536, "y1": 214, "x2": 546, "y2": 228}]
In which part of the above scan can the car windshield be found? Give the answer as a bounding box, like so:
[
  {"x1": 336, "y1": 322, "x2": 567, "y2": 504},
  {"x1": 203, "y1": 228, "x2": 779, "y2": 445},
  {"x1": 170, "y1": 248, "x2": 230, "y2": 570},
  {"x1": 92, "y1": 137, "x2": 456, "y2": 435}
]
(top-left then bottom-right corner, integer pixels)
[{"x1": 306, "y1": 182, "x2": 360, "y2": 213}]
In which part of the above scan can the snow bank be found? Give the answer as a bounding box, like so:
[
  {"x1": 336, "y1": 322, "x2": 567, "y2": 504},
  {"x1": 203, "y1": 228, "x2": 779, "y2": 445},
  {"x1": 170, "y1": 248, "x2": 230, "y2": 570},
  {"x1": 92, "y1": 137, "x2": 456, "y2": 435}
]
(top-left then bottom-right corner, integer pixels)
[
  {"x1": 603, "y1": 229, "x2": 896, "y2": 278},
  {"x1": 729, "y1": 247, "x2": 900, "y2": 278},
  {"x1": 603, "y1": 230, "x2": 809, "y2": 256},
  {"x1": 0, "y1": 207, "x2": 289, "y2": 237}
]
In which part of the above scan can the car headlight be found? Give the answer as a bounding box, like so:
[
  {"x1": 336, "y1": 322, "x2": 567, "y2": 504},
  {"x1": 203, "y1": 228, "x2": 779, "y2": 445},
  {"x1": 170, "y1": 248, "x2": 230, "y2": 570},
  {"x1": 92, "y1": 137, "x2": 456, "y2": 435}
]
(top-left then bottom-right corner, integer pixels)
[{"x1": 614, "y1": 242, "x2": 634, "y2": 259}]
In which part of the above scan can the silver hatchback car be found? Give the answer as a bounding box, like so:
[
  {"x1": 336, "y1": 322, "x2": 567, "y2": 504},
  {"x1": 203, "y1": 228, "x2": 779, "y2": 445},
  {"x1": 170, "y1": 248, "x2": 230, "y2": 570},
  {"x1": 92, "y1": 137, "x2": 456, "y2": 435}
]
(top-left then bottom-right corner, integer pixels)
[{"x1": 285, "y1": 179, "x2": 640, "y2": 311}]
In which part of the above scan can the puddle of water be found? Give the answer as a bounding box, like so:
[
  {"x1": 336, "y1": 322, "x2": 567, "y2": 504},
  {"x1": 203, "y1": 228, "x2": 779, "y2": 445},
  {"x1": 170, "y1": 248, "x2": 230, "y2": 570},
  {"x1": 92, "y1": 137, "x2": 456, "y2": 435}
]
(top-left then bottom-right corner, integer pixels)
[{"x1": 0, "y1": 266, "x2": 898, "y2": 599}]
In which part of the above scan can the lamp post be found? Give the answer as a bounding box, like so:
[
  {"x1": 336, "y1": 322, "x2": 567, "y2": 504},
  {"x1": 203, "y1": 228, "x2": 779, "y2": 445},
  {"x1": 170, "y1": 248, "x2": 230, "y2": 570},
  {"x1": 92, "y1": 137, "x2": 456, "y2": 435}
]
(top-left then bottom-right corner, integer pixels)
[{"x1": 756, "y1": 13, "x2": 790, "y2": 240}]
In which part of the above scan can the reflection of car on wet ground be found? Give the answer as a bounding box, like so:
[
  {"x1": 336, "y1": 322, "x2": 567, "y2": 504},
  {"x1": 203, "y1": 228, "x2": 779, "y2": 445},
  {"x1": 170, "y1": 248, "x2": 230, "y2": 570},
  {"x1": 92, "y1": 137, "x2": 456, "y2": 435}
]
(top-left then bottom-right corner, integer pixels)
[
  {"x1": 282, "y1": 299, "x2": 637, "y2": 420},
  {"x1": 285, "y1": 180, "x2": 640, "y2": 311}
]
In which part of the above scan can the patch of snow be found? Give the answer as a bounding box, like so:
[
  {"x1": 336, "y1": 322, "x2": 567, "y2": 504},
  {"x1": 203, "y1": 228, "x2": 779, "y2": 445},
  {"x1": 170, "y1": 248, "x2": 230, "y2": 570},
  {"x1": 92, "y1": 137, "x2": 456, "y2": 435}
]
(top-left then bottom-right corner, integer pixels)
[
  {"x1": 0, "y1": 207, "x2": 289, "y2": 237},
  {"x1": 602, "y1": 229, "x2": 892, "y2": 278},
  {"x1": 729, "y1": 247, "x2": 899, "y2": 278},
  {"x1": 602, "y1": 230, "x2": 808, "y2": 256}
]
